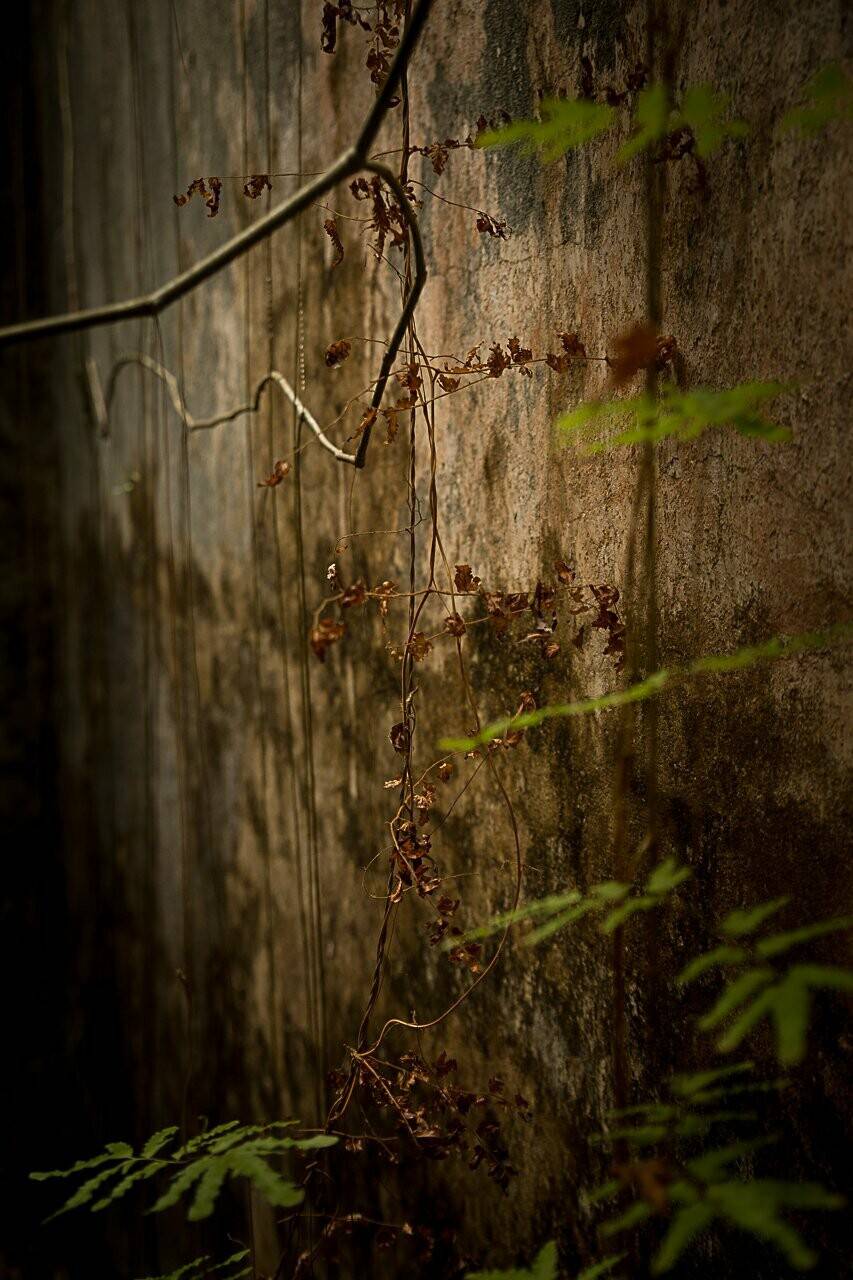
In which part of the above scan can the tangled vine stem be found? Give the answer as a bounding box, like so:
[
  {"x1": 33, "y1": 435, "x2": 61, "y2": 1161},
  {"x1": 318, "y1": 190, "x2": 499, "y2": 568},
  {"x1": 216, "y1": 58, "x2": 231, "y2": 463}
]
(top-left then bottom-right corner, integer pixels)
[{"x1": 0, "y1": 0, "x2": 433, "y2": 472}]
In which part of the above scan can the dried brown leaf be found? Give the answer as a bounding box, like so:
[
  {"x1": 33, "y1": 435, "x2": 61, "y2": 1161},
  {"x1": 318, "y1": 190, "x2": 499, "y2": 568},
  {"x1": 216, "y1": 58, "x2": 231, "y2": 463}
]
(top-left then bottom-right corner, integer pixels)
[
  {"x1": 454, "y1": 564, "x2": 481, "y2": 593},
  {"x1": 324, "y1": 216, "x2": 345, "y2": 267},
  {"x1": 310, "y1": 617, "x2": 345, "y2": 661},
  {"x1": 408, "y1": 632, "x2": 433, "y2": 662},
  {"x1": 325, "y1": 338, "x2": 351, "y2": 367},
  {"x1": 341, "y1": 579, "x2": 367, "y2": 608},
  {"x1": 243, "y1": 174, "x2": 272, "y2": 199},
  {"x1": 257, "y1": 459, "x2": 290, "y2": 487},
  {"x1": 608, "y1": 322, "x2": 659, "y2": 386}
]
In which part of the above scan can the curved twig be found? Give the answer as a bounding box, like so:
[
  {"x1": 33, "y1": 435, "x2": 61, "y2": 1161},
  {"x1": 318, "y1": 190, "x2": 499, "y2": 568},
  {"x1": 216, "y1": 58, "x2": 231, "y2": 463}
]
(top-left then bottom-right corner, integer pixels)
[{"x1": 87, "y1": 353, "x2": 357, "y2": 465}]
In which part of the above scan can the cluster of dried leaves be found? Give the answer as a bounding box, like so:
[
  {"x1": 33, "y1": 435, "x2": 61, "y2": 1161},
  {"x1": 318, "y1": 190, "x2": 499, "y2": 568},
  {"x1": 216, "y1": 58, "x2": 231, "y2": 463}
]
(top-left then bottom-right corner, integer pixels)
[
  {"x1": 173, "y1": 177, "x2": 223, "y2": 218},
  {"x1": 435, "y1": 329, "x2": 589, "y2": 388},
  {"x1": 330, "y1": 1050, "x2": 529, "y2": 1194},
  {"x1": 321, "y1": 0, "x2": 405, "y2": 104},
  {"x1": 310, "y1": 558, "x2": 626, "y2": 675},
  {"x1": 173, "y1": 174, "x2": 272, "y2": 218}
]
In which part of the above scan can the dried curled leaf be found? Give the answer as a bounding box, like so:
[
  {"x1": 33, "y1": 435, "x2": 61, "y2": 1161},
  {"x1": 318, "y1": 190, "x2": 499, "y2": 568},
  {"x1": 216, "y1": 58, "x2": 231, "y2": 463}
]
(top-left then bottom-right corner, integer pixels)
[
  {"x1": 486, "y1": 343, "x2": 512, "y2": 378},
  {"x1": 476, "y1": 212, "x2": 509, "y2": 239},
  {"x1": 341, "y1": 579, "x2": 367, "y2": 608},
  {"x1": 356, "y1": 407, "x2": 378, "y2": 439},
  {"x1": 243, "y1": 175, "x2": 272, "y2": 199},
  {"x1": 408, "y1": 632, "x2": 433, "y2": 662},
  {"x1": 546, "y1": 331, "x2": 586, "y2": 373},
  {"x1": 454, "y1": 564, "x2": 481, "y2": 593},
  {"x1": 607, "y1": 322, "x2": 658, "y2": 386},
  {"x1": 310, "y1": 618, "x2": 345, "y2": 661},
  {"x1": 507, "y1": 335, "x2": 533, "y2": 364},
  {"x1": 173, "y1": 177, "x2": 223, "y2": 218},
  {"x1": 379, "y1": 406, "x2": 399, "y2": 445},
  {"x1": 324, "y1": 217, "x2": 344, "y2": 267},
  {"x1": 325, "y1": 338, "x2": 352, "y2": 367},
  {"x1": 321, "y1": 2, "x2": 338, "y2": 53},
  {"x1": 257, "y1": 459, "x2": 290, "y2": 488},
  {"x1": 444, "y1": 613, "x2": 466, "y2": 637},
  {"x1": 437, "y1": 761, "x2": 453, "y2": 782}
]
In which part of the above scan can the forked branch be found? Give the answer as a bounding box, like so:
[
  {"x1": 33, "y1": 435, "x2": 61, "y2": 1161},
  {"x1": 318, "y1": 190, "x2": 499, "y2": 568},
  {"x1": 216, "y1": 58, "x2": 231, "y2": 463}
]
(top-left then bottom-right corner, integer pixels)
[{"x1": 0, "y1": 0, "x2": 434, "y2": 471}]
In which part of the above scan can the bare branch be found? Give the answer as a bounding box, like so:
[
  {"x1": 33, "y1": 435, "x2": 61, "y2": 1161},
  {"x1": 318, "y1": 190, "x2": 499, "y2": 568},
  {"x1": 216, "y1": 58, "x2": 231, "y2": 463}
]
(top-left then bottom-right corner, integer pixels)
[
  {"x1": 87, "y1": 353, "x2": 358, "y2": 465},
  {"x1": 0, "y1": 0, "x2": 434, "y2": 471}
]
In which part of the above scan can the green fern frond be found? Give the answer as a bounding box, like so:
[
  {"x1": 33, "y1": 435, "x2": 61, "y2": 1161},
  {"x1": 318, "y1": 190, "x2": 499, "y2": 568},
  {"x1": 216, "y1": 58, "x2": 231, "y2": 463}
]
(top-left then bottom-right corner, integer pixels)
[
  {"x1": 136, "y1": 1250, "x2": 252, "y2": 1280},
  {"x1": 33, "y1": 1121, "x2": 336, "y2": 1224},
  {"x1": 446, "y1": 857, "x2": 688, "y2": 951},
  {"x1": 685, "y1": 901, "x2": 853, "y2": 1064}
]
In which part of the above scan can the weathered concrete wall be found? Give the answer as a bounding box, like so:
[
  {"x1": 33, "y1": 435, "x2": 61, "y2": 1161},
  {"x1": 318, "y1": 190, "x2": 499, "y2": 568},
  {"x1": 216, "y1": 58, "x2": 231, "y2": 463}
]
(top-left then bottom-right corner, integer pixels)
[{"x1": 2, "y1": 1, "x2": 851, "y2": 1276}]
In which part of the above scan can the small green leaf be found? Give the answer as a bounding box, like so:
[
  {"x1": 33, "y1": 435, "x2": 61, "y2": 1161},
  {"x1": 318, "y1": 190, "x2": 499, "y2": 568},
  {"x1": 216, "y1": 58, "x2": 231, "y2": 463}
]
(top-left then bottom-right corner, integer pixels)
[
  {"x1": 645, "y1": 858, "x2": 692, "y2": 895},
  {"x1": 601, "y1": 1200, "x2": 653, "y2": 1236},
  {"x1": 577, "y1": 1256, "x2": 627, "y2": 1280},
  {"x1": 781, "y1": 64, "x2": 853, "y2": 134},
  {"x1": 651, "y1": 1202, "x2": 715, "y2": 1274},
  {"x1": 767, "y1": 974, "x2": 811, "y2": 1065},
  {"x1": 616, "y1": 83, "x2": 670, "y2": 163},
  {"x1": 91, "y1": 1161, "x2": 164, "y2": 1211},
  {"x1": 698, "y1": 968, "x2": 775, "y2": 1030},
  {"x1": 525, "y1": 900, "x2": 599, "y2": 946},
  {"x1": 187, "y1": 1159, "x2": 229, "y2": 1221},
  {"x1": 229, "y1": 1152, "x2": 304, "y2": 1209},
  {"x1": 590, "y1": 880, "x2": 631, "y2": 902},
  {"x1": 465, "y1": 1240, "x2": 558, "y2": 1280},
  {"x1": 686, "y1": 1136, "x2": 779, "y2": 1182},
  {"x1": 150, "y1": 1161, "x2": 208, "y2": 1214},
  {"x1": 678, "y1": 945, "x2": 748, "y2": 984},
  {"x1": 141, "y1": 1126, "x2": 180, "y2": 1158},
  {"x1": 48, "y1": 1163, "x2": 130, "y2": 1219},
  {"x1": 678, "y1": 84, "x2": 749, "y2": 157},
  {"x1": 715, "y1": 988, "x2": 776, "y2": 1055},
  {"x1": 721, "y1": 897, "x2": 791, "y2": 936},
  {"x1": 756, "y1": 916, "x2": 853, "y2": 958},
  {"x1": 670, "y1": 1061, "x2": 754, "y2": 1097},
  {"x1": 477, "y1": 99, "x2": 616, "y2": 163},
  {"x1": 601, "y1": 895, "x2": 659, "y2": 933},
  {"x1": 587, "y1": 1178, "x2": 621, "y2": 1205}
]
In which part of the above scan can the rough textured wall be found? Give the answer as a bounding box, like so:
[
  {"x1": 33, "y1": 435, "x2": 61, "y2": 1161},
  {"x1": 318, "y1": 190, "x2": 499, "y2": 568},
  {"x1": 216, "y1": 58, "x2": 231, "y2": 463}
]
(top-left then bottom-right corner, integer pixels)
[{"x1": 2, "y1": 1, "x2": 851, "y2": 1277}]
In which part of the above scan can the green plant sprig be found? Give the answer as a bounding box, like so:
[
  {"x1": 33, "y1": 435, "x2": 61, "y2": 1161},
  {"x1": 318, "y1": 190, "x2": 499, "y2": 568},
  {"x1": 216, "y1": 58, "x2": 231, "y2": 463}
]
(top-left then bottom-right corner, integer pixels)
[
  {"x1": 476, "y1": 83, "x2": 748, "y2": 167},
  {"x1": 136, "y1": 1250, "x2": 252, "y2": 1280},
  {"x1": 557, "y1": 382, "x2": 790, "y2": 454},
  {"x1": 446, "y1": 857, "x2": 690, "y2": 951},
  {"x1": 781, "y1": 64, "x2": 853, "y2": 134},
  {"x1": 679, "y1": 897, "x2": 853, "y2": 1064},
  {"x1": 439, "y1": 625, "x2": 852, "y2": 754}
]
